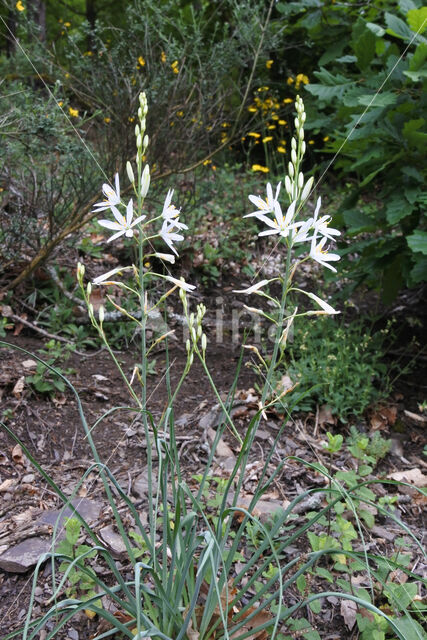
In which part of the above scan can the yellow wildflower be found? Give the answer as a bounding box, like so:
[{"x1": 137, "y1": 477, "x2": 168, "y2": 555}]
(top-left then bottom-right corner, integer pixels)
[
  {"x1": 308, "y1": 139, "x2": 315, "y2": 145},
  {"x1": 16, "y1": 1, "x2": 25, "y2": 11},
  {"x1": 138, "y1": 56, "x2": 145, "y2": 67},
  {"x1": 271, "y1": 114, "x2": 279, "y2": 121},
  {"x1": 278, "y1": 119, "x2": 287, "y2": 125},
  {"x1": 161, "y1": 51, "x2": 166, "y2": 63},
  {"x1": 323, "y1": 136, "x2": 330, "y2": 142},
  {"x1": 262, "y1": 136, "x2": 273, "y2": 143},
  {"x1": 266, "y1": 60, "x2": 273, "y2": 69},
  {"x1": 287, "y1": 77, "x2": 294, "y2": 85},
  {"x1": 177, "y1": 111, "x2": 184, "y2": 117},
  {"x1": 58, "y1": 101, "x2": 63, "y2": 107},
  {"x1": 267, "y1": 124, "x2": 276, "y2": 130},
  {"x1": 257, "y1": 86, "x2": 269, "y2": 92},
  {"x1": 203, "y1": 159, "x2": 212, "y2": 166},
  {"x1": 283, "y1": 98, "x2": 293, "y2": 104},
  {"x1": 171, "y1": 60, "x2": 179, "y2": 74},
  {"x1": 222, "y1": 122, "x2": 230, "y2": 128},
  {"x1": 128, "y1": 116, "x2": 135, "y2": 123},
  {"x1": 65, "y1": 73, "x2": 70, "y2": 79},
  {"x1": 277, "y1": 146, "x2": 286, "y2": 154},
  {"x1": 248, "y1": 132, "x2": 261, "y2": 138},
  {"x1": 248, "y1": 106, "x2": 257, "y2": 113},
  {"x1": 64, "y1": 22, "x2": 71, "y2": 27},
  {"x1": 295, "y1": 73, "x2": 309, "y2": 89},
  {"x1": 104, "y1": 117, "x2": 111, "y2": 124},
  {"x1": 68, "y1": 107, "x2": 79, "y2": 118},
  {"x1": 212, "y1": 165, "x2": 217, "y2": 171},
  {"x1": 252, "y1": 164, "x2": 269, "y2": 173}
]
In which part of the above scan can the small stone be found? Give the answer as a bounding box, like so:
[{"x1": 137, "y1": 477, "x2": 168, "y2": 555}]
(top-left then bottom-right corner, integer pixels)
[
  {"x1": 22, "y1": 473, "x2": 35, "y2": 483},
  {"x1": 99, "y1": 524, "x2": 128, "y2": 558},
  {"x1": 67, "y1": 627, "x2": 79, "y2": 640}
]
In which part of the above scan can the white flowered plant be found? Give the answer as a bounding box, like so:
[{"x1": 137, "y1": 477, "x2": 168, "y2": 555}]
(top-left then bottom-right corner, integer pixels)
[{"x1": 235, "y1": 95, "x2": 341, "y2": 405}]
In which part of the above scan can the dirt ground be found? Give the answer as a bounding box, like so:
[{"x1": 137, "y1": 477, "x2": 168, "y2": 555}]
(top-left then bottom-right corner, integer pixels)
[{"x1": 0, "y1": 281, "x2": 426, "y2": 639}]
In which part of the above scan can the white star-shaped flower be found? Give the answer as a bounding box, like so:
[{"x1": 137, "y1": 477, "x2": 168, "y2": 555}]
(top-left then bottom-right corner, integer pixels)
[
  {"x1": 310, "y1": 231, "x2": 340, "y2": 272},
  {"x1": 162, "y1": 189, "x2": 188, "y2": 230},
  {"x1": 159, "y1": 220, "x2": 184, "y2": 255},
  {"x1": 245, "y1": 182, "x2": 282, "y2": 221},
  {"x1": 93, "y1": 173, "x2": 121, "y2": 212},
  {"x1": 98, "y1": 199, "x2": 146, "y2": 242}
]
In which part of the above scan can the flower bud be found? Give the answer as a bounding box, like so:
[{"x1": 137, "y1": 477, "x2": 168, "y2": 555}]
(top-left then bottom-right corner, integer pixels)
[
  {"x1": 291, "y1": 137, "x2": 297, "y2": 151},
  {"x1": 141, "y1": 164, "x2": 150, "y2": 197},
  {"x1": 136, "y1": 133, "x2": 142, "y2": 149},
  {"x1": 288, "y1": 162, "x2": 294, "y2": 178},
  {"x1": 143, "y1": 135, "x2": 149, "y2": 151},
  {"x1": 138, "y1": 106, "x2": 142, "y2": 120},
  {"x1": 126, "y1": 161, "x2": 135, "y2": 184},
  {"x1": 294, "y1": 117, "x2": 299, "y2": 130},
  {"x1": 135, "y1": 124, "x2": 140, "y2": 138},
  {"x1": 188, "y1": 352, "x2": 194, "y2": 367},
  {"x1": 88, "y1": 303, "x2": 94, "y2": 316},
  {"x1": 301, "y1": 141, "x2": 306, "y2": 155},
  {"x1": 299, "y1": 128, "x2": 304, "y2": 140},
  {"x1": 301, "y1": 176, "x2": 314, "y2": 202},
  {"x1": 197, "y1": 325, "x2": 202, "y2": 338},
  {"x1": 201, "y1": 333, "x2": 207, "y2": 352},
  {"x1": 301, "y1": 112, "x2": 306, "y2": 123},
  {"x1": 191, "y1": 327, "x2": 196, "y2": 343},
  {"x1": 284, "y1": 175, "x2": 292, "y2": 195},
  {"x1": 291, "y1": 149, "x2": 297, "y2": 165},
  {"x1": 77, "y1": 262, "x2": 85, "y2": 279},
  {"x1": 99, "y1": 305, "x2": 105, "y2": 324},
  {"x1": 87, "y1": 282, "x2": 92, "y2": 296},
  {"x1": 186, "y1": 338, "x2": 191, "y2": 352},
  {"x1": 189, "y1": 312, "x2": 195, "y2": 327}
]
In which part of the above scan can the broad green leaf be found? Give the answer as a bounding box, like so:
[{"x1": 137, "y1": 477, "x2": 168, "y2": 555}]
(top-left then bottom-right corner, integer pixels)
[
  {"x1": 402, "y1": 118, "x2": 427, "y2": 150},
  {"x1": 409, "y1": 41, "x2": 427, "y2": 69},
  {"x1": 403, "y1": 68, "x2": 427, "y2": 80},
  {"x1": 357, "y1": 92, "x2": 398, "y2": 107},
  {"x1": 308, "y1": 597, "x2": 322, "y2": 614},
  {"x1": 407, "y1": 7, "x2": 427, "y2": 33},
  {"x1": 393, "y1": 616, "x2": 426, "y2": 640},
  {"x1": 343, "y1": 209, "x2": 377, "y2": 234},
  {"x1": 65, "y1": 517, "x2": 81, "y2": 545},
  {"x1": 386, "y1": 12, "x2": 417, "y2": 40},
  {"x1": 386, "y1": 195, "x2": 413, "y2": 224},
  {"x1": 366, "y1": 22, "x2": 386, "y2": 37},
  {"x1": 352, "y1": 19, "x2": 376, "y2": 70},
  {"x1": 407, "y1": 230, "x2": 427, "y2": 254},
  {"x1": 385, "y1": 581, "x2": 418, "y2": 609},
  {"x1": 399, "y1": 0, "x2": 418, "y2": 13},
  {"x1": 410, "y1": 255, "x2": 427, "y2": 282}
]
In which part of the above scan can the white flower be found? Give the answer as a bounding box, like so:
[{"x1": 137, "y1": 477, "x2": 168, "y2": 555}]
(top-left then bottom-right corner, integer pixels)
[
  {"x1": 159, "y1": 220, "x2": 184, "y2": 255},
  {"x1": 304, "y1": 291, "x2": 340, "y2": 315},
  {"x1": 311, "y1": 197, "x2": 340, "y2": 240},
  {"x1": 292, "y1": 218, "x2": 313, "y2": 243},
  {"x1": 164, "y1": 276, "x2": 195, "y2": 292},
  {"x1": 233, "y1": 279, "x2": 274, "y2": 294},
  {"x1": 93, "y1": 173, "x2": 121, "y2": 211},
  {"x1": 245, "y1": 182, "x2": 281, "y2": 220},
  {"x1": 310, "y1": 231, "x2": 340, "y2": 272},
  {"x1": 161, "y1": 189, "x2": 188, "y2": 230},
  {"x1": 150, "y1": 252, "x2": 176, "y2": 264},
  {"x1": 98, "y1": 199, "x2": 146, "y2": 242},
  {"x1": 92, "y1": 266, "x2": 134, "y2": 285},
  {"x1": 258, "y1": 200, "x2": 299, "y2": 238}
]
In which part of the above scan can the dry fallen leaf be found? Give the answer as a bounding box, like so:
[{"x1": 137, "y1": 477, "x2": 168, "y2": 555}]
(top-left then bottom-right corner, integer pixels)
[
  {"x1": 11, "y1": 444, "x2": 24, "y2": 465},
  {"x1": 340, "y1": 599, "x2": 357, "y2": 630},
  {"x1": 21, "y1": 359, "x2": 37, "y2": 370},
  {"x1": 12, "y1": 376, "x2": 25, "y2": 398},
  {"x1": 387, "y1": 468, "x2": 427, "y2": 487}
]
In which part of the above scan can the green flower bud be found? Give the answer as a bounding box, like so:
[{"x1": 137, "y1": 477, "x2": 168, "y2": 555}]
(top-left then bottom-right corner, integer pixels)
[
  {"x1": 189, "y1": 312, "x2": 195, "y2": 327},
  {"x1": 186, "y1": 338, "x2": 191, "y2": 352},
  {"x1": 77, "y1": 262, "x2": 85, "y2": 280},
  {"x1": 201, "y1": 333, "x2": 207, "y2": 352},
  {"x1": 99, "y1": 305, "x2": 105, "y2": 324},
  {"x1": 191, "y1": 327, "x2": 197, "y2": 343},
  {"x1": 299, "y1": 128, "x2": 304, "y2": 140},
  {"x1": 87, "y1": 282, "x2": 92, "y2": 296},
  {"x1": 291, "y1": 137, "x2": 297, "y2": 151},
  {"x1": 136, "y1": 133, "x2": 142, "y2": 149},
  {"x1": 135, "y1": 124, "x2": 140, "y2": 138},
  {"x1": 143, "y1": 134, "x2": 149, "y2": 151},
  {"x1": 126, "y1": 161, "x2": 135, "y2": 184},
  {"x1": 197, "y1": 325, "x2": 202, "y2": 338}
]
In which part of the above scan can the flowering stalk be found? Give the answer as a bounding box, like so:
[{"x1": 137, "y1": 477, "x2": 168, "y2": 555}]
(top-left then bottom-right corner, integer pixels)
[{"x1": 237, "y1": 95, "x2": 341, "y2": 412}]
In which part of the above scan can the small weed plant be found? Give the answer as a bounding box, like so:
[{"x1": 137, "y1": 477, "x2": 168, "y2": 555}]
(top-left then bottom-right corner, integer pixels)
[{"x1": 1, "y1": 96, "x2": 425, "y2": 640}]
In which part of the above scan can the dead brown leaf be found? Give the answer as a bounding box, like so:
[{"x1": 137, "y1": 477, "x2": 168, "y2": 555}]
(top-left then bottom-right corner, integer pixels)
[
  {"x1": 340, "y1": 599, "x2": 357, "y2": 630},
  {"x1": 230, "y1": 606, "x2": 272, "y2": 640},
  {"x1": 12, "y1": 376, "x2": 25, "y2": 398},
  {"x1": 387, "y1": 468, "x2": 427, "y2": 487},
  {"x1": 11, "y1": 444, "x2": 24, "y2": 465}
]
